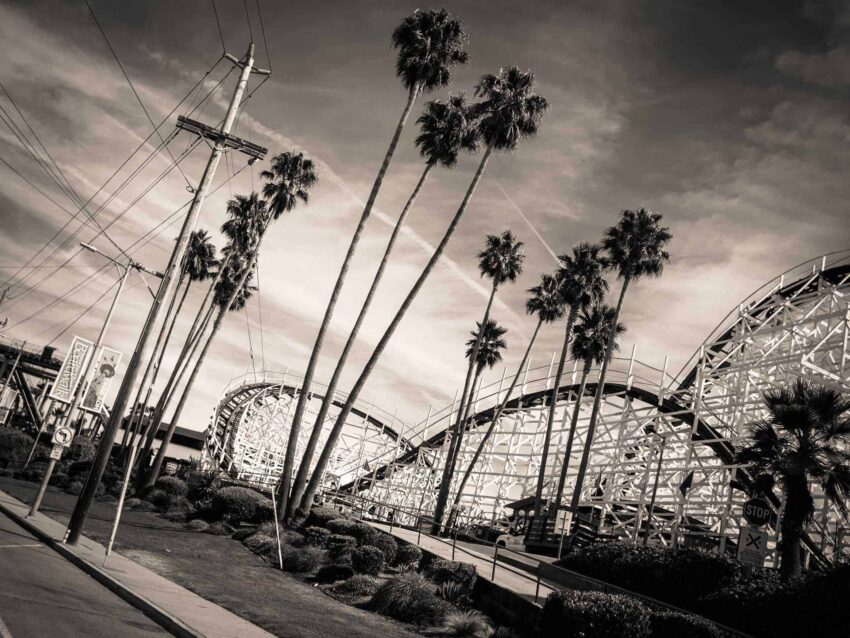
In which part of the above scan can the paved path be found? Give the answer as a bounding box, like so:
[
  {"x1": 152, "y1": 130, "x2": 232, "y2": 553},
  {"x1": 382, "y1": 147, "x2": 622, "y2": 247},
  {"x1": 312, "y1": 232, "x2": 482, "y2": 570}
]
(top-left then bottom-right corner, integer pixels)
[
  {"x1": 0, "y1": 509, "x2": 167, "y2": 637},
  {"x1": 0, "y1": 489, "x2": 275, "y2": 638},
  {"x1": 370, "y1": 522, "x2": 558, "y2": 605}
]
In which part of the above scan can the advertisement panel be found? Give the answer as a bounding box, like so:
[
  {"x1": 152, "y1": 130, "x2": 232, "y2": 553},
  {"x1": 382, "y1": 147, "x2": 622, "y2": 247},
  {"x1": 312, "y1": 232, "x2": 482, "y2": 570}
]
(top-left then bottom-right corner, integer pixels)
[
  {"x1": 48, "y1": 336, "x2": 94, "y2": 404},
  {"x1": 81, "y1": 347, "x2": 122, "y2": 413}
]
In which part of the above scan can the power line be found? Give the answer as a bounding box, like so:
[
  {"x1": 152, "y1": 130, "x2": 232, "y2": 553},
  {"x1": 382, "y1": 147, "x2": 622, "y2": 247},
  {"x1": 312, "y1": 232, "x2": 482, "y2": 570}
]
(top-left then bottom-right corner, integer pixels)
[
  {"x1": 256, "y1": 0, "x2": 272, "y2": 71},
  {"x1": 210, "y1": 0, "x2": 227, "y2": 53},
  {"x1": 243, "y1": 0, "x2": 254, "y2": 42}
]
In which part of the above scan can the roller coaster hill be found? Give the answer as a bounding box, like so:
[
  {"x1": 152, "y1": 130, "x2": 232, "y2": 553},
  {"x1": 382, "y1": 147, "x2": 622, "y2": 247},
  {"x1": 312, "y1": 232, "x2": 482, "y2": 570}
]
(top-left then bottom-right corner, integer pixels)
[{"x1": 206, "y1": 250, "x2": 850, "y2": 567}]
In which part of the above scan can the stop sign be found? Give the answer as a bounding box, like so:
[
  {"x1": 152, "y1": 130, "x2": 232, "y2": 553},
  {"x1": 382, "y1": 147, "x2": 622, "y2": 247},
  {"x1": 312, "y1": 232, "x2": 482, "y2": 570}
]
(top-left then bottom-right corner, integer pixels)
[{"x1": 743, "y1": 497, "x2": 771, "y2": 527}]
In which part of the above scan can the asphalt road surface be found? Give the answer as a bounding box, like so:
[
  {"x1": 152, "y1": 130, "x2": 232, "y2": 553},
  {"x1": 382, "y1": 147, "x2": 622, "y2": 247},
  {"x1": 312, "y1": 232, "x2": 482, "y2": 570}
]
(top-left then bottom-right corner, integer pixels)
[{"x1": 0, "y1": 511, "x2": 168, "y2": 637}]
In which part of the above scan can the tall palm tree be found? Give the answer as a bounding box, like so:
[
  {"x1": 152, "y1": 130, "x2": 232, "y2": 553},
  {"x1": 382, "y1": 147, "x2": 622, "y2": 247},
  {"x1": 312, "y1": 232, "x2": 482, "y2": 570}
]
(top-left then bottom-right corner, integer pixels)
[
  {"x1": 736, "y1": 379, "x2": 850, "y2": 579},
  {"x1": 552, "y1": 304, "x2": 624, "y2": 511},
  {"x1": 569, "y1": 208, "x2": 671, "y2": 514},
  {"x1": 534, "y1": 243, "x2": 609, "y2": 510},
  {"x1": 294, "y1": 66, "x2": 549, "y2": 521},
  {"x1": 142, "y1": 261, "x2": 257, "y2": 489},
  {"x1": 286, "y1": 95, "x2": 480, "y2": 517},
  {"x1": 279, "y1": 9, "x2": 469, "y2": 517},
  {"x1": 434, "y1": 231, "x2": 524, "y2": 531},
  {"x1": 449, "y1": 273, "x2": 565, "y2": 523}
]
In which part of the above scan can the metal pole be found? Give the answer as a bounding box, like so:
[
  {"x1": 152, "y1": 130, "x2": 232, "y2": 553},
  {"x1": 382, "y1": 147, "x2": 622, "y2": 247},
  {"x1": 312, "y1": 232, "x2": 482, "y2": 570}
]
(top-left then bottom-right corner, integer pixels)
[
  {"x1": 105, "y1": 442, "x2": 137, "y2": 562},
  {"x1": 643, "y1": 435, "x2": 666, "y2": 547},
  {"x1": 29, "y1": 457, "x2": 57, "y2": 516},
  {"x1": 269, "y1": 483, "x2": 284, "y2": 569},
  {"x1": 492, "y1": 545, "x2": 498, "y2": 579},
  {"x1": 66, "y1": 44, "x2": 258, "y2": 545}
]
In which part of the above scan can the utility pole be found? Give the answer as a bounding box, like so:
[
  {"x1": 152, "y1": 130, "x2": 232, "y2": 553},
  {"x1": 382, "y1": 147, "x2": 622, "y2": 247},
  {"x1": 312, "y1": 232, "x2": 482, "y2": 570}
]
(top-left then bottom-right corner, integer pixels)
[
  {"x1": 66, "y1": 43, "x2": 268, "y2": 545},
  {"x1": 0, "y1": 287, "x2": 8, "y2": 327}
]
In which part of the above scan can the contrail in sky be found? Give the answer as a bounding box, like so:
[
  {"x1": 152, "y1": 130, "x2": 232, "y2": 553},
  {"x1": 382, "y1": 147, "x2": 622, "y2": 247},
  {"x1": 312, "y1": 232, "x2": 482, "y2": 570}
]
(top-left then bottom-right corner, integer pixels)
[{"x1": 495, "y1": 181, "x2": 560, "y2": 265}]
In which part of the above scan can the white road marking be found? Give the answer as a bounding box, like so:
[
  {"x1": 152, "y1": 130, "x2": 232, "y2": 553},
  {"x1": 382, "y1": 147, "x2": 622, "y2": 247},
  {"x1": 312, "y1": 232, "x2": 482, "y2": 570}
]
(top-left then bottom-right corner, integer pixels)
[
  {"x1": 0, "y1": 543, "x2": 42, "y2": 549},
  {"x1": 0, "y1": 611, "x2": 12, "y2": 638}
]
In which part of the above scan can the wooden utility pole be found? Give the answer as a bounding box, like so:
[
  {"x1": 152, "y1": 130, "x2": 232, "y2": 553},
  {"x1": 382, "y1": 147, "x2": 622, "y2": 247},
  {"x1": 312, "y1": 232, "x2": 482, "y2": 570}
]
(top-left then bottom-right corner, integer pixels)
[{"x1": 66, "y1": 43, "x2": 268, "y2": 545}]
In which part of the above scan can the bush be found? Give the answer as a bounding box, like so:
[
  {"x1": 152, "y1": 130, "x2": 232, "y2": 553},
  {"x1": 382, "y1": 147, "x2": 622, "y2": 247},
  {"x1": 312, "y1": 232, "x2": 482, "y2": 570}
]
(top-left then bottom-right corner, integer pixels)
[
  {"x1": 540, "y1": 590, "x2": 651, "y2": 638},
  {"x1": 281, "y1": 546, "x2": 324, "y2": 573},
  {"x1": 65, "y1": 436, "x2": 96, "y2": 463},
  {"x1": 371, "y1": 572, "x2": 449, "y2": 626},
  {"x1": 132, "y1": 500, "x2": 155, "y2": 512},
  {"x1": 426, "y1": 559, "x2": 477, "y2": 589},
  {"x1": 437, "y1": 581, "x2": 472, "y2": 609},
  {"x1": 327, "y1": 534, "x2": 357, "y2": 564},
  {"x1": 492, "y1": 627, "x2": 521, "y2": 638},
  {"x1": 365, "y1": 533, "x2": 397, "y2": 564},
  {"x1": 0, "y1": 428, "x2": 34, "y2": 467},
  {"x1": 244, "y1": 533, "x2": 276, "y2": 553},
  {"x1": 332, "y1": 574, "x2": 380, "y2": 596},
  {"x1": 49, "y1": 472, "x2": 70, "y2": 488},
  {"x1": 303, "y1": 506, "x2": 342, "y2": 529},
  {"x1": 187, "y1": 519, "x2": 210, "y2": 532},
  {"x1": 65, "y1": 480, "x2": 84, "y2": 495},
  {"x1": 162, "y1": 497, "x2": 194, "y2": 523},
  {"x1": 154, "y1": 476, "x2": 188, "y2": 498},
  {"x1": 352, "y1": 546, "x2": 385, "y2": 576},
  {"x1": 203, "y1": 521, "x2": 233, "y2": 536},
  {"x1": 304, "y1": 526, "x2": 332, "y2": 547},
  {"x1": 145, "y1": 488, "x2": 171, "y2": 510},
  {"x1": 326, "y1": 518, "x2": 378, "y2": 545},
  {"x1": 211, "y1": 486, "x2": 266, "y2": 523},
  {"x1": 124, "y1": 497, "x2": 142, "y2": 509},
  {"x1": 649, "y1": 611, "x2": 720, "y2": 638},
  {"x1": 231, "y1": 527, "x2": 258, "y2": 541},
  {"x1": 186, "y1": 469, "x2": 222, "y2": 504},
  {"x1": 315, "y1": 564, "x2": 355, "y2": 584},
  {"x1": 253, "y1": 498, "x2": 274, "y2": 523},
  {"x1": 394, "y1": 543, "x2": 423, "y2": 569},
  {"x1": 441, "y1": 610, "x2": 491, "y2": 638}
]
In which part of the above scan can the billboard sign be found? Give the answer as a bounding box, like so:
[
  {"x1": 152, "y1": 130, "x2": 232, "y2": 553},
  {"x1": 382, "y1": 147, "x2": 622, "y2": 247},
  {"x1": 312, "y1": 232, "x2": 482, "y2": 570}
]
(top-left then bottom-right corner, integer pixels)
[
  {"x1": 48, "y1": 336, "x2": 94, "y2": 404},
  {"x1": 81, "y1": 347, "x2": 122, "y2": 413},
  {"x1": 0, "y1": 388, "x2": 18, "y2": 424}
]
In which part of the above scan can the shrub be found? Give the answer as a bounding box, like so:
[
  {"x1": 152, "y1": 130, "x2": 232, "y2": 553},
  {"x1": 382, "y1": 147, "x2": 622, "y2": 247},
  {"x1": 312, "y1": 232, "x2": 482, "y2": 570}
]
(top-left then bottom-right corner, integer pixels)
[
  {"x1": 65, "y1": 480, "x2": 84, "y2": 495},
  {"x1": 304, "y1": 526, "x2": 332, "y2": 547},
  {"x1": 123, "y1": 497, "x2": 142, "y2": 509},
  {"x1": 540, "y1": 590, "x2": 651, "y2": 638},
  {"x1": 365, "y1": 533, "x2": 397, "y2": 564},
  {"x1": 649, "y1": 611, "x2": 720, "y2": 638},
  {"x1": 186, "y1": 469, "x2": 222, "y2": 504},
  {"x1": 211, "y1": 486, "x2": 265, "y2": 523},
  {"x1": 441, "y1": 610, "x2": 491, "y2": 638},
  {"x1": 352, "y1": 546, "x2": 385, "y2": 576},
  {"x1": 253, "y1": 498, "x2": 274, "y2": 523},
  {"x1": 162, "y1": 497, "x2": 194, "y2": 523},
  {"x1": 0, "y1": 428, "x2": 34, "y2": 467},
  {"x1": 244, "y1": 533, "x2": 276, "y2": 553},
  {"x1": 332, "y1": 574, "x2": 380, "y2": 596},
  {"x1": 492, "y1": 627, "x2": 521, "y2": 638},
  {"x1": 303, "y1": 506, "x2": 342, "y2": 528},
  {"x1": 394, "y1": 543, "x2": 423, "y2": 569},
  {"x1": 231, "y1": 527, "x2": 258, "y2": 541},
  {"x1": 203, "y1": 521, "x2": 233, "y2": 535},
  {"x1": 426, "y1": 559, "x2": 477, "y2": 589},
  {"x1": 65, "y1": 436, "x2": 96, "y2": 463},
  {"x1": 187, "y1": 519, "x2": 210, "y2": 532},
  {"x1": 132, "y1": 500, "x2": 155, "y2": 512},
  {"x1": 49, "y1": 472, "x2": 70, "y2": 488},
  {"x1": 315, "y1": 564, "x2": 355, "y2": 584},
  {"x1": 327, "y1": 534, "x2": 357, "y2": 564},
  {"x1": 281, "y1": 546, "x2": 324, "y2": 573},
  {"x1": 145, "y1": 488, "x2": 170, "y2": 510},
  {"x1": 437, "y1": 581, "x2": 472, "y2": 609},
  {"x1": 326, "y1": 518, "x2": 378, "y2": 545},
  {"x1": 154, "y1": 476, "x2": 188, "y2": 498},
  {"x1": 370, "y1": 572, "x2": 449, "y2": 626}
]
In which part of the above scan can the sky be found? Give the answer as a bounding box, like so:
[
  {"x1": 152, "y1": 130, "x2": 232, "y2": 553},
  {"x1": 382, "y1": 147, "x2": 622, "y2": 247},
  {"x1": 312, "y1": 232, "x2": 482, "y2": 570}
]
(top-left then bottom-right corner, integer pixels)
[{"x1": 0, "y1": 0, "x2": 848, "y2": 431}]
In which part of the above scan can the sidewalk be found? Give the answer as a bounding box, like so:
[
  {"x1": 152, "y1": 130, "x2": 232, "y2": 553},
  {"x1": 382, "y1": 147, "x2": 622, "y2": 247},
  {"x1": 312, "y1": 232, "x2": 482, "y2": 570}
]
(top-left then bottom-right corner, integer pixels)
[
  {"x1": 369, "y1": 522, "x2": 557, "y2": 605},
  {"x1": 0, "y1": 489, "x2": 274, "y2": 638}
]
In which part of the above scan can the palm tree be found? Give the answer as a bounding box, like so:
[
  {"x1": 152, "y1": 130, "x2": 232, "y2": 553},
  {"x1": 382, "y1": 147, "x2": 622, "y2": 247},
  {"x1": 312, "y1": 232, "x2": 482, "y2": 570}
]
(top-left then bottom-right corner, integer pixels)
[
  {"x1": 534, "y1": 243, "x2": 609, "y2": 511},
  {"x1": 434, "y1": 231, "x2": 524, "y2": 531},
  {"x1": 569, "y1": 208, "x2": 671, "y2": 514},
  {"x1": 449, "y1": 273, "x2": 565, "y2": 523},
  {"x1": 552, "y1": 304, "x2": 624, "y2": 511},
  {"x1": 293, "y1": 66, "x2": 549, "y2": 521},
  {"x1": 286, "y1": 95, "x2": 480, "y2": 518},
  {"x1": 279, "y1": 9, "x2": 469, "y2": 517},
  {"x1": 736, "y1": 379, "x2": 850, "y2": 579}
]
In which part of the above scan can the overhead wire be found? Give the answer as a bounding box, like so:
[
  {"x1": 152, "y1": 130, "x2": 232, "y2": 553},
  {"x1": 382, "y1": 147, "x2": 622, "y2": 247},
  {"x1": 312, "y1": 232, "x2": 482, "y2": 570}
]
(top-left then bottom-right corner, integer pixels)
[
  {"x1": 210, "y1": 0, "x2": 227, "y2": 54},
  {"x1": 243, "y1": 0, "x2": 254, "y2": 42},
  {"x1": 256, "y1": 0, "x2": 272, "y2": 71}
]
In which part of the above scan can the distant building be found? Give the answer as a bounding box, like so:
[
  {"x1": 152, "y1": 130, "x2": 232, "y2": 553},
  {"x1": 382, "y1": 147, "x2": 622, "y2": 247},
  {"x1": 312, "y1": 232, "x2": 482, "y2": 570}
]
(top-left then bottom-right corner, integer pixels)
[{"x1": 118, "y1": 415, "x2": 206, "y2": 474}]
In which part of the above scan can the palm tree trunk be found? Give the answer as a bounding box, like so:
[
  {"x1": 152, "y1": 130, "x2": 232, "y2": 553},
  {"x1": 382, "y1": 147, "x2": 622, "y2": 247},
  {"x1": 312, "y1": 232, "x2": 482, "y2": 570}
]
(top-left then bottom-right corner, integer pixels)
[
  {"x1": 286, "y1": 162, "x2": 434, "y2": 519},
  {"x1": 278, "y1": 84, "x2": 423, "y2": 517},
  {"x1": 534, "y1": 305, "x2": 578, "y2": 508},
  {"x1": 142, "y1": 304, "x2": 226, "y2": 490},
  {"x1": 553, "y1": 359, "x2": 591, "y2": 510},
  {"x1": 569, "y1": 278, "x2": 630, "y2": 514},
  {"x1": 441, "y1": 368, "x2": 483, "y2": 524},
  {"x1": 450, "y1": 319, "x2": 543, "y2": 515},
  {"x1": 433, "y1": 285, "x2": 497, "y2": 532},
  {"x1": 295, "y1": 146, "x2": 494, "y2": 520},
  {"x1": 779, "y1": 476, "x2": 807, "y2": 579}
]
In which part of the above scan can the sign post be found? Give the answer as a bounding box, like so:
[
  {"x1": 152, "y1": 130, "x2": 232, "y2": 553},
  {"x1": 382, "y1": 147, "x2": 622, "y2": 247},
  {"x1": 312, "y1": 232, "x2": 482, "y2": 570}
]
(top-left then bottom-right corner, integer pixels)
[
  {"x1": 28, "y1": 426, "x2": 74, "y2": 516},
  {"x1": 736, "y1": 525, "x2": 768, "y2": 567}
]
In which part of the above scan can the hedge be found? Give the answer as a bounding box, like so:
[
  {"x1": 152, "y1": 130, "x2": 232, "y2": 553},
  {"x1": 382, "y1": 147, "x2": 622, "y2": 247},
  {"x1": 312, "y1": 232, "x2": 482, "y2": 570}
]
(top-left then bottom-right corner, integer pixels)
[
  {"x1": 211, "y1": 486, "x2": 271, "y2": 523},
  {"x1": 154, "y1": 476, "x2": 188, "y2": 498},
  {"x1": 304, "y1": 526, "x2": 332, "y2": 547},
  {"x1": 394, "y1": 543, "x2": 422, "y2": 568},
  {"x1": 315, "y1": 564, "x2": 355, "y2": 584},
  {"x1": 370, "y1": 572, "x2": 449, "y2": 626},
  {"x1": 352, "y1": 546, "x2": 385, "y2": 576},
  {"x1": 281, "y1": 546, "x2": 324, "y2": 573},
  {"x1": 649, "y1": 611, "x2": 720, "y2": 638},
  {"x1": 540, "y1": 590, "x2": 651, "y2": 638},
  {"x1": 365, "y1": 533, "x2": 397, "y2": 564},
  {"x1": 327, "y1": 534, "x2": 358, "y2": 564},
  {"x1": 0, "y1": 428, "x2": 34, "y2": 467},
  {"x1": 425, "y1": 559, "x2": 477, "y2": 589}
]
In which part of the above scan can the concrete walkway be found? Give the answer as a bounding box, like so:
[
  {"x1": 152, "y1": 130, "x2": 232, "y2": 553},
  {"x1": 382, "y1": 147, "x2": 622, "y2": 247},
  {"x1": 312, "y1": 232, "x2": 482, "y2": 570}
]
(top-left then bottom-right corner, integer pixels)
[
  {"x1": 0, "y1": 489, "x2": 274, "y2": 638},
  {"x1": 369, "y1": 522, "x2": 557, "y2": 605}
]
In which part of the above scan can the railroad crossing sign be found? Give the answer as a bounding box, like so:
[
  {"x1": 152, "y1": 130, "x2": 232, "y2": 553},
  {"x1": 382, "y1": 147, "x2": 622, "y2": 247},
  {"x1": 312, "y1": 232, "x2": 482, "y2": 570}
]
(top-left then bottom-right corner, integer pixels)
[
  {"x1": 737, "y1": 525, "x2": 768, "y2": 567},
  {"x1": 52, "y1": 426, "x2": 74, "y2": 447},
  {"x1": 743, "y1": 497, "x2": 771, "y2": 527}
]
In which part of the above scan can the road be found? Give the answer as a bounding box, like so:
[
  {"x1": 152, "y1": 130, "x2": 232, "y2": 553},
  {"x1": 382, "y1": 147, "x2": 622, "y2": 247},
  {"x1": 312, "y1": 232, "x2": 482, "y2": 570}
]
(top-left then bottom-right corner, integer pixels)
[{"x1": 0, "y1": 510, "x2": 168, "y2": 637}]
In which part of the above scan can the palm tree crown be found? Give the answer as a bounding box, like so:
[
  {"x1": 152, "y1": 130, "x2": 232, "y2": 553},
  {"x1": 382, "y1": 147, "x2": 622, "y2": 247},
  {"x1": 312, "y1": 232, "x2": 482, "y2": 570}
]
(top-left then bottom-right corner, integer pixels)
[
  {"x1": 557, "y1": 242, "x2": 609, "y2": 309},
  {"x1": 184, "y1": 229, "x2": 219, "y2": 282},
  {"x1": 465, "y1": 319, "x2": 507, "y2": 375},
  {"x1": 572, "y1": 304, "x2": 625, "y2": 365},
  {"x1": 221, "y1": 193, "x2": 268, "y2": 254},
  {"x1": 214, "y1": 261, "x2": 255, "y2": 311},
  {"x1": 526, "y1": 273, "x2": 566, "y2": 323},
  {"x1": 260, "y1": 152, "x2": 319, "y2": 220},
  {"x1": 602, "y1": 208, "x2": 672, "y2": 280},
  {"x1": 478, "y1": 230, "x2": 525, "y2": 287},
  {"x1": 415, "y1": 94, "x2": 480, "y2": 168},
  {"x1": 391, "y1": 8, "x2": 469, "y2": 92},
  {"x1": 474, "y1": 66, "x2": 549, "y2": 151}
]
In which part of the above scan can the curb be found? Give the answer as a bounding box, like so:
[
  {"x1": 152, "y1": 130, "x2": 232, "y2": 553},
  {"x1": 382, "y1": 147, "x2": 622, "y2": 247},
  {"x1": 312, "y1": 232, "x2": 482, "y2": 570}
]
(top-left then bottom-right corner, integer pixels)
[{"x1": 0, "y1": 500, "x2": 204, "y2": 638}]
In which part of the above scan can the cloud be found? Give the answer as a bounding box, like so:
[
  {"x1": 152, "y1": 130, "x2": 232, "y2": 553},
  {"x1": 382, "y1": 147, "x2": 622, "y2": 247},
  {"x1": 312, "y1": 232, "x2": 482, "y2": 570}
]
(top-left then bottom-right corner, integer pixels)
[{"x1": 776, "y1": 46, "x2": 850, "y2": 88}]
